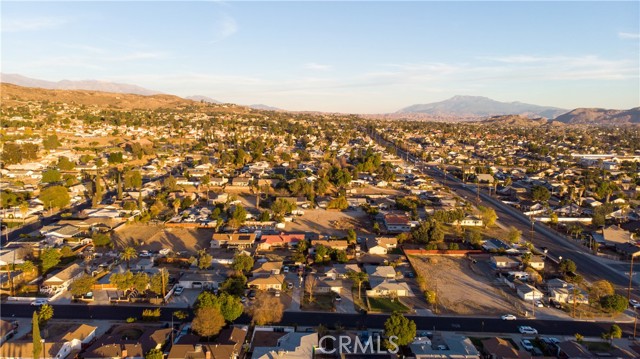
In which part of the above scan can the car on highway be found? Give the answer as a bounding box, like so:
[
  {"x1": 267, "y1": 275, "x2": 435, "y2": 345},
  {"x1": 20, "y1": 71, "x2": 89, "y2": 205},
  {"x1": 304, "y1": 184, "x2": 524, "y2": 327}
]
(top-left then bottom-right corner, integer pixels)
[
  {"x1": 174, "y1": 286, "x2": 184, "y2": 296},
  {"x1": 501, "y1": 314, "x2": 516, "y2": 320},
  {"x1": 630, "y1": 299, "x2": 640, "y2": 309},
  {"x1": 520, "y1": 339, "x2": 534, "y2": 351},
  {"x1": 518, "y1": 326, "x2": 538, "y2": 335},
  {"x1": 30, "y1": 299, "x2": 49, "y2": 306}
]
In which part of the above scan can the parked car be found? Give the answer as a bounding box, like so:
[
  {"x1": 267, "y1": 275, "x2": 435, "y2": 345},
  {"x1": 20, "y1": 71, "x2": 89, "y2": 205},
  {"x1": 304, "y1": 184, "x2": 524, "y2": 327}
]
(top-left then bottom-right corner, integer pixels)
[
  {"x1": 287, "y1": 282, "x2": 294, "y2": 289},
  {"x1": 248, "y1": 290, "x2": 257, "y2": 300},
  {"x1": 534, "y1": 300, "x2": 544, "y2": 308},
  {"x1": 139, "y1": 250, "x2": 151, "y2": 257},
  {"x1": 518, "y1": 326, "x2": 538, "y2": 335},
  {"x1": 335, "y1": 294, "x2": 342, "y2": 302},
  {"x1": 30, "y1": 299, "x2": 48, "y2": 306},
  {"x1": 174, "y1": 286, "x2": 184, "y2": 296},
  {"x1": 240, "y1": 296, "x2": 247, "y2": 303},
  {"x1": 274, "y1": 290, "x2": 281, "y2": 297},
  {"x1": 520, "y1": 339, "x2": 534, "y2": 351},
  {"x1": 283, "y1": 267, "x2": 290, "y2": 273},
  {"x1": 501, "y1": 314, "x2": 516, "y2": 320},
  {"x1": 630, "y1": 299, "x2": 640, "y2": 309}
]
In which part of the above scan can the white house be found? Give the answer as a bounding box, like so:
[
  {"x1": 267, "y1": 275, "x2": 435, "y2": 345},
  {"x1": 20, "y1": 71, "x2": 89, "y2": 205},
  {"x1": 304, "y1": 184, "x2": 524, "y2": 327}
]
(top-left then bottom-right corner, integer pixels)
[
  {"x1": 516, "y1": 284, "x2": 544, "y2": 301},
  {"x1": 367, "y1": 279, "x2": 412, "y2": 297}
]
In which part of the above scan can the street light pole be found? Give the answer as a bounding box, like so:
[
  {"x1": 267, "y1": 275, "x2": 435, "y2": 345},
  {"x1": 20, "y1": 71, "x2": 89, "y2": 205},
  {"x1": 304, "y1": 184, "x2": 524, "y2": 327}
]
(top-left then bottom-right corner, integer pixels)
[{"x1": 628, "y1": 254, "x2": 635, "y2": 303}]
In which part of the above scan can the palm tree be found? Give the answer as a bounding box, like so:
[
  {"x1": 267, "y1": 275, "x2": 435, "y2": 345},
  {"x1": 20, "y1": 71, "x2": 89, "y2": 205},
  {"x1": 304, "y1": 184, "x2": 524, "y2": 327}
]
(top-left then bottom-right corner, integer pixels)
[
  {"x1": 121, "y1": 247, "x2": 137, "y2": 269},
  {"x1": 347, "y1": 271, "x2": 369, "y2": 299}
]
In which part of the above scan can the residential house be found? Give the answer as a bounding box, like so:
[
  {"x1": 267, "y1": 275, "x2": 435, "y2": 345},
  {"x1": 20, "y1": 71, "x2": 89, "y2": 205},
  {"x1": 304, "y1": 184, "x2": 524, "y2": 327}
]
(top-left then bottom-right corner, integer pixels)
[
  {"x1": 253, "y1": 261, "x2": 283, "y2": 277},
  {"x1": 549, "y1": 286, "x2": 589, "y2": 305},
  {"x1": 258, "y1": 233, "x2": 304, "y2": 250},
  {"x1": 211, "y1": 233, "x2": 257, "y2": 249},
  {"x1": 383, "y1": 214, "x2": 412, "y2": 233},
  {"x1": 0, "y1": 341, "x2": 67, "y2": 359},
  {"x1": 366, "y1": 279, "x2": 411, "y2": 297},
  {"x1": 491, "y1": 256, "x2": 520, "y2": 270},
  {"x1": 555, "y1": 341, "x2": 595, "y2": 359},
  {"x1": 83, "y1": 326, "x2": 172, "y2": 359},
  {"x1": 167, "y1": 326, "x2": 247, "y2": 359},
  {"x1": 528, "y1": 256, "x2": 545, "y2": 271},
  {"x1": 231, "y1": 177, "x2": 251, "y2": 187},
  {"x1": 593, "y1": 225, "x2": 634, "y2": 247},
  {"x1": 364, "y1": 265, "x2": 397, "y2": 279},
  {"x1": 366, "y1": 237, "x2": 398, "y2": 255},
  {"x1": 516, "y1": 284, "x2": 544, "y2": 301},
  {"x1": 480, "y1": 337, "x2": 531, "y2": 359},
  {"x1": 310, "y1": 240, "x2": 348, "y2": 252},
  {"x1": 450, "y1": 215, "x2": 484, "y2": 227},
  {"x1": 251, "y1": 329, "x2": 317, "y2": 359},
  {"x1": 409, "y1": 333, "x2": 480, "y2": 359},
  {"x1": 42, "y1": 263, "x2": 85, "y2": 291},
  {"x1": 247, "y1": 274, "x2": 285, "y2": 291},
  {"x1": 315, "y1": 277, "x2": 343, "y2": 294},
  {"x1": 0, "y1": 247, "x2": 26, "y2": 267}
]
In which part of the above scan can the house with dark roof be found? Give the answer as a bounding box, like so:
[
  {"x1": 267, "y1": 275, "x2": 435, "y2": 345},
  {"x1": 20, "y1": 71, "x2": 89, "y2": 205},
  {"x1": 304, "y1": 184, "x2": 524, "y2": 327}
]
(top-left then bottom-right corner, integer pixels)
[{"x1": 167, "y1": 326, "x2": 247, "y2": 359}]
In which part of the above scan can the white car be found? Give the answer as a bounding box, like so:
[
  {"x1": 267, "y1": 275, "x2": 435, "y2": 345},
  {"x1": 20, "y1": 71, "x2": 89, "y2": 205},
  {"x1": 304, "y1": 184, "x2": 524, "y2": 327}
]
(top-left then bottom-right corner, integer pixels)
[
  {"x1": 139, "y1": 250, "x2": 151, "y2": 257},
  {"x1": 501, "y1": 314, "x2": 516, "y2": 320},
  {"x1": 30, "y1": 299, "x2": 48, "y2": 306},
  {"x1": 630, "y1": 299, "x2": 640, "y2": 309},
  {"x1": 520, "y1": 339, "x2": 534, "y2": 351},
  {"x1": 174, "y1": 286, "x2": 184, "y2": 296},
  {"x1": 518, "y1": 326, "x2": 538, "y2": 335},
  {"x1": 159, "y1": 248, "x2": 171, "y2": 256},
  {"x1": 534, "y1": 300, "x2": 544, "y2": 308}
]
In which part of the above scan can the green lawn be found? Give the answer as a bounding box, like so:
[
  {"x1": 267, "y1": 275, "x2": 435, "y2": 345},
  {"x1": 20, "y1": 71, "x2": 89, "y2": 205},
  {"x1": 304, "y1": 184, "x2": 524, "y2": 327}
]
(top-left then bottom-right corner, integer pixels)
[
  {"x1": 302, "y1": 292, "x2": 335, "y2": 311},
  {"x1": 368, "y1": 297, "x2": 409, "y2": 313}
]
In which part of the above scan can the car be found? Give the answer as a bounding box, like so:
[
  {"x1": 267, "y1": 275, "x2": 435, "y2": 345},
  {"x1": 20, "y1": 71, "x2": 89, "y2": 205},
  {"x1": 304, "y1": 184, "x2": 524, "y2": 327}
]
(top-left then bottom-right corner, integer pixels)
[
  {"x1": 274, "y1": 290, "x2": 281, "y2": 297},
  {"x1": 139, "y1": 250, "x2": 151, "y2": 257},
  {"x1": 405, "y1": 272, "x2": 415, "y2": 278},
  {"x1": 174, "y1": 286, "x2": 184, "y2": 296},
  {"x1": 501, "y1": 314, "x2": 516, "y2": 320},
  {"x1": 534, "y1": 300, "x2": 544, "y2": 308},
  {"x1": 248, "y1": 290, "x2": 257, "y2": 300},
  {"x1": 520, "y1": 339, "x2": 534, "y2": 351},
  {"x1": 30, "y1": 299, "x2": 48, "y2": 306},
  {"x1": 335, "y1": 294, "x2": 341, "y2": 302},
  {"x1": 240, "y1": 296, "x2": 247, "y2": 303},
  {"x1": 548, "y1": 337, "x2": 560, "y2": 345},
  {"x1": 518, "y1": 326, "x2": 538, "y2": 335},
  {"x1": 159, "y1": 248, "x2": 171, "y2": 256},
  {"x1": 630, "y1": 299, "x2": 640, "y2": 309},
  {"x1": 283, "y1": 267, "x2": 290, "y2": 273},
  {"x1": 287, "y1": 282, "x2": 294, "y2": 289}
]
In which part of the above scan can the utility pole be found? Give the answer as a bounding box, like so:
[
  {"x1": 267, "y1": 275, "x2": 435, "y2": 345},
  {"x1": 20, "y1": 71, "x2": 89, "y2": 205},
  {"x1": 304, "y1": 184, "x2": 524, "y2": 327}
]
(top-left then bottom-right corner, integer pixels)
[
  {"x1": 628, "y1": 254, "x2": 635, "y2": 303},
  {"x1": 161, "y1": 268, "x2": 167, "y2": 303},
  {"x1": 634, "y1": 307, "x2": 638, "y2": 339}
]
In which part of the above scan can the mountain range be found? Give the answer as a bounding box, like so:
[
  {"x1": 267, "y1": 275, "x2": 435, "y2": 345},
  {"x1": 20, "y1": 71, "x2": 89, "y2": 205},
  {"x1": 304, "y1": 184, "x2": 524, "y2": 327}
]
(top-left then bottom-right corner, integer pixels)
[
  {"x1": 397, "y1": 95, "x2": 568, "y2": 119},
  {"x1": 555, "y1": 107, "x2": 640, "y2": 124},
  {"x1": 0, "y1": 73, "x2": 162, "y2": 96}
]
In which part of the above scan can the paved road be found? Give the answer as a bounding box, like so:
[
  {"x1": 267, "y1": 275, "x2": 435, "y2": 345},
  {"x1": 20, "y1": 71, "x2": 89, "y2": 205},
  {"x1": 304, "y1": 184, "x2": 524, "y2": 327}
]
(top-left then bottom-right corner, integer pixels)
[{"x1": 0, "y1": 303, "x2": 630, "y2": 337}]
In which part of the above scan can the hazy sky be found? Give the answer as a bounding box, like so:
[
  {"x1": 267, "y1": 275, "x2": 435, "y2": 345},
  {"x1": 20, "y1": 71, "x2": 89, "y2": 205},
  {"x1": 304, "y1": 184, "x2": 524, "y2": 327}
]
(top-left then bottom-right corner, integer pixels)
[{"x1": 2, "y1": 1, "x2": 639, "y2": 113}]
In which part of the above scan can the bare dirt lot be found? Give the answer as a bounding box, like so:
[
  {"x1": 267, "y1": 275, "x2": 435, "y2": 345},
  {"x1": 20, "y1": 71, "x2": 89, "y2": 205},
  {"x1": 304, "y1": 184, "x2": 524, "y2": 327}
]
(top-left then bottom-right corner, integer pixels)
[
  {"x1": 112, "y1": 224, "x2": 213, "y2": 253},
  {"x1": 408, "y1": 255, "x2": 516, "y2": 315},
  {"x1": 286, "y1": 209, "x2": 373, "y2": 236}
]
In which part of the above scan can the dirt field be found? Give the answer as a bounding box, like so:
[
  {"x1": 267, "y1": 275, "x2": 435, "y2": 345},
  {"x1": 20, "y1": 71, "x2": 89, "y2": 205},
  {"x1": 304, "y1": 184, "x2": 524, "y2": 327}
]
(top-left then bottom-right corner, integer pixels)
[
  {"x1": 112, "y1": 224, "x2": 214, "y2": 253},
  {"x1": 286, "y1": 208, "x2": 373, "y2": 236},
  {"x1": 408, "y1": 255, "x2": 516, "y2": 315}
]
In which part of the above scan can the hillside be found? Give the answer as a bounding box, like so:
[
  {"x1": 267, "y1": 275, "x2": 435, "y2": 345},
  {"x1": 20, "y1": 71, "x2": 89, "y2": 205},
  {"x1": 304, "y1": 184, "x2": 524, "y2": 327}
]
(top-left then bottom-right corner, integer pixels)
[
  {"x1": 479, "y1": 115, "x2": 564, "y2": 127},
  {"x1": 0, "y1": 83, "x2": 229, "y2": 111},
  {"x1": 398, "y1": 95, "x2": 568, "y2": 119},
  {"x1": 554, "y1": 107, "x2": 640, "y2": 125},
  {"x1": 0, "y1": 73, "x2": 162, "y2": 96},
  {"x1": 185, "y1": 95, "x2": 221, "y2": 104}
]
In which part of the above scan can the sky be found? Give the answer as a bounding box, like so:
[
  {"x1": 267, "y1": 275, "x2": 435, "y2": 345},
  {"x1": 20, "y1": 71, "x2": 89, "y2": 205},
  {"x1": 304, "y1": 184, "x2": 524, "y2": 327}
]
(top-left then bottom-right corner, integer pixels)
[{"x1": 1, "y1": 1, "x2": 639, "y2": 113}]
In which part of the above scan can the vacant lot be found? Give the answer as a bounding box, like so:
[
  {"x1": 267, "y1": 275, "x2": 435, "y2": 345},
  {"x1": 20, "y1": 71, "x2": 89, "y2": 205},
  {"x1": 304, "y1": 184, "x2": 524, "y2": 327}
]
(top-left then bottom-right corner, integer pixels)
[
  {"x1": 408, "y1": 255, "x2": 516, "y2": 315},
  {"x1": 287, "y1": 209, "x2": 373, "y2": 236},
  {"x1": 112, "y1": 224, "x2": 214, "y2": 253}
]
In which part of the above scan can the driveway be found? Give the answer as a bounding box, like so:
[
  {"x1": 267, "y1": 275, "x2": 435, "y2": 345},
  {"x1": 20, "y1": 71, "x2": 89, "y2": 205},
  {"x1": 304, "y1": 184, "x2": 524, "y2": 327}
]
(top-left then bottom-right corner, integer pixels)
[{"x1": 336, "y1": 287, "x2": 358, "y2": 314}]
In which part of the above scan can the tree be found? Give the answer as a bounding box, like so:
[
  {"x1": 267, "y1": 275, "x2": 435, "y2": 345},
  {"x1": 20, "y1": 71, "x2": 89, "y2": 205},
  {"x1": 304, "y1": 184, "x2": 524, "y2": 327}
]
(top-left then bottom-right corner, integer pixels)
[
  {"x1": 93, "y1": 174, "x2": 103, "y2": 207},
  {"x1": 327, "y1": 196, "x2": 348, "y2": 210},
  {"x1": 559, "y1": 258, "x2": 577, "y2": 275},
  {"x1": 124, "y1": 170, "x2": 143, "y2": 189},
  {"x1": 40, "y1": 185, "x2": 70, "y2": 209},
  {"x1": 60, "y1": 246, "x2": 74, "y2": 258},
  {"x1": 589, "y1": 280, "x2": 615, "y2": 304},
  {"x1": 549, "y1": 212, "x2": 559, "y2": 226},
  {"x1": 43, "y1": 134, "x2": 60, "y2": 150},
  {"x1": 57, "y1": 156, "x2": 75, "y2": 171},
  {"x1": 196, "y1": 250, "x2": 213, "y2": 270},
  {"x1": 196, "y1": 291, "x2": 243, "y2": 322},
  {"x1": 412, "y1": 221, "x2": 432, "y2": 243},
  {"x1": 231, "y1": 254, "x2": 254, "y2": 272},
  {"x1": 305, "y1": 274, "x2": 317, "y2": 302},
  {"x1": 40, "y1": 248, "x2": 61, "y2": 273},
  {"x1": 220, "y1": 274, "x2": 247, "y2": 297},
  {"x1": 384, "y1": 312, "x2": 416, "y2": 349},
  {"x1": 164, "y1": 175, "x2": 177, "y2": 191},
  {"x1": 19, "y1": 202, "x2": 29, "y2": 224},
  {"x1": 38, "y1": 304, "x2": 54, "y2": 323},
  {"x1": 347, "y1": 270, "x2": 368, "y2": 299},
  {"x1": 69, "y1": 275, "x2": 96, "y2": 296},
  {"x1": 149, "y1": 269, "x2": 169, "y2": 297},
  {"x1": 248, "y1": 291, "x2": 284, "y2": 325},
  {"x1": 465, "y1": 229, "x2": 483, "y2": 246},
  {"x1": 478, "y1": 206, "x2": 497, "y2": 227},
  {"x1": 32, "y1": 311, "x2": 42, "y2": 359},
  {"x1": 346, "y1": 229, "x2": 356, "y2": 244},
  {"x1": 507, "y1": 226, "x2": 522, "y2": 244},
  {"x1": 271, "y1": 198, "x2": 296, "y2": 217},
  {"x1": 335, "y1": 250, "x2": 348, "y2": 263},
  {"x1": 609, "y1": 324, "x2": 622, "y2": 339},
  {"x1": 532, "y1": 185, "x2": 551, "y2": 202},
  {"x1": 192, "y1": 307, "x2": 225, "y2": 339},
  {"x1": 20, "y1": 260, "x2": 36, "y2": 274},
  {"x1": 92, "y1": 232, "x2": 112, "y2": 247},
  {"x1": 145, "y1": 349, "x2": 163, "y2": 359},
  {"x1": 600, "y1": 294, "x2": 627, "y2": 313},
  {"x1": 121, "y1": 247, "x2": 138, "y2": 268}
]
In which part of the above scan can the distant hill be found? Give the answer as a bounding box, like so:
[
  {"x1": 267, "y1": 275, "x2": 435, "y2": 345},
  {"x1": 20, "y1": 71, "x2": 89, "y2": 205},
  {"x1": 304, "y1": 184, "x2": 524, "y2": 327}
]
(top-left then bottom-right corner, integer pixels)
[
  {"x1": 250, "y1": 104, "x2": 282, "y2": 111},
  {"x1": 397, "y1": 95, "x2": 568, "y2": 119},
  {"x1": 185, "y1": 95, "x2": 221, "y2": 104},
  {"x1": 554, "y1": 107, "x2": 640, "y2": 125},
  {"x1": 479, "y1": 115, "x2": 565, "y2": 127},
  {"x1": 0, "y1": 73, "x2": 162, "y2": 96}
]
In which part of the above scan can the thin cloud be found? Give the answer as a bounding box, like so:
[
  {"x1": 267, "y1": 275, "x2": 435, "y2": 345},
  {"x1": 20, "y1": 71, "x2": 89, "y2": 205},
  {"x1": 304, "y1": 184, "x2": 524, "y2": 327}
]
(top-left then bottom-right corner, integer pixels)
[
  {"x1": 1, "y1": 16, "x2": 67, "y2": 33},
  {"x1": 304, "y1": 63, "x2": 332, "y2": 71},
  {"x1": 619, "y1": 32, "x2": 640, "y2": 39},
  {"x1": 211, "y1": 14, "x2": 237, "y2": 43}
]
